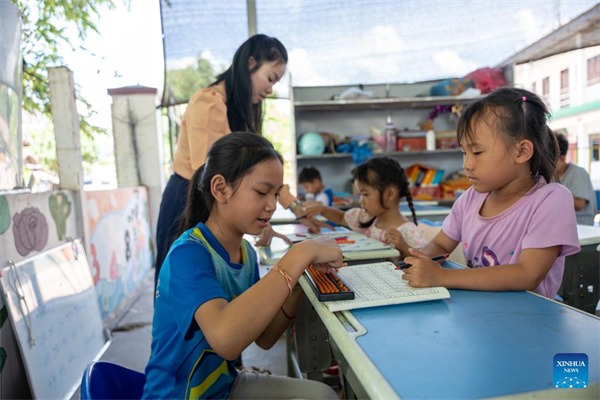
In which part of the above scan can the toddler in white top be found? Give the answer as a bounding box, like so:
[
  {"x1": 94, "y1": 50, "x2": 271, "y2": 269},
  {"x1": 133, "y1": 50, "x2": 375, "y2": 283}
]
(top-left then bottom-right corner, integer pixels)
[{"x1": 305, "y1": 157, "x2": 427, "y2": 258}]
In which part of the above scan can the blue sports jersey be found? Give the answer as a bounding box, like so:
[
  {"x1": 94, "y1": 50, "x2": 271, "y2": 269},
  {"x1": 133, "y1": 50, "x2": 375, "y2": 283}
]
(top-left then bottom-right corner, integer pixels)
[{"x1": 143, "y1": 223, "x2": 259, "y2": 399}]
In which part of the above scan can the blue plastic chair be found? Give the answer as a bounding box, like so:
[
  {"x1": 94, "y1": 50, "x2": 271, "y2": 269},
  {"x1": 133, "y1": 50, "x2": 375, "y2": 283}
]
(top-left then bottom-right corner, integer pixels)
[{"x1": 80, "y1": 361, "x2": 146, "y2": 399}]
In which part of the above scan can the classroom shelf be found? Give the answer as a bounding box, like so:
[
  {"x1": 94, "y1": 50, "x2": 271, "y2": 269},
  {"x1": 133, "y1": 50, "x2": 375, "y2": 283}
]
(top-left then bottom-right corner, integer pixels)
[
  {"x1": 296, "y1": 148, "x2": 460, "y2": 160},
  {"x1": 294, "y1": 95, "x2": 482, "y2": 112}
]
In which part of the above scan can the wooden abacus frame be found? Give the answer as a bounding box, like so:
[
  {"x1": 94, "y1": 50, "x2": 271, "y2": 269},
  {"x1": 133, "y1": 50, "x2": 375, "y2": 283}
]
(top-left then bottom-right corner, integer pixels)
[{"x1": 304, "y1": 265, "x2": 355, "y2": 301}]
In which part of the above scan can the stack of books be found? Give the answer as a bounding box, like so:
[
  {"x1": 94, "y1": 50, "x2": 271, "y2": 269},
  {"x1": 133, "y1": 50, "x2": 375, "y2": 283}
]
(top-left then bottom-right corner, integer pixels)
[{"x1": 405, "y1": 163, "x2": 444, "y2": 200}]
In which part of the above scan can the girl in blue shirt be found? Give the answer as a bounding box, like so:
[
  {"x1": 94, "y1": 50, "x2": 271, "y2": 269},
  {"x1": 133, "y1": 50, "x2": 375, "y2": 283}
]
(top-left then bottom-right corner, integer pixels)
[{"x1": 143, "y1": 132, "x2": 342, "y2": 399}]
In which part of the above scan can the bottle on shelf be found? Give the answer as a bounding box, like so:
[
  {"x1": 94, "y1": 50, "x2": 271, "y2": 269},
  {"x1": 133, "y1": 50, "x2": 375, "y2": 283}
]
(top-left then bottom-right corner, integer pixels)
[
  {"x1": 426, "y1": 130, "x2": 436, "y2": 151},
  {"x1": 384, "y1": 115, "x2": 396, "y2": 153}
]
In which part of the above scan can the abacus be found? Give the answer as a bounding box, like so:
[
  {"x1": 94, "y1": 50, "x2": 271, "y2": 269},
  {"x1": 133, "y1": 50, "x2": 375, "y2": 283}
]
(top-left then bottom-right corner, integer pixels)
[{"x1": 304, "y1": 265, "x2": 355, "y2": 301}]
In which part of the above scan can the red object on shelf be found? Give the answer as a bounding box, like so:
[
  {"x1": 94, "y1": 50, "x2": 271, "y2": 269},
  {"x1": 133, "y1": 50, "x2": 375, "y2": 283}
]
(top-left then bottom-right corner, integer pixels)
[
  {"x1": 409, "y1": 186, "x2": 441, "y2": 200},
  {"x1": 397, "y1": 137, "x2": 426, "y2": 151}
]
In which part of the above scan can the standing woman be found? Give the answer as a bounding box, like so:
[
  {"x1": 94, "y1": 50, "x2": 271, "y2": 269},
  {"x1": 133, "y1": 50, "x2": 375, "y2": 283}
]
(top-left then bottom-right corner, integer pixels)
[
  {"x1": 156, "y1": 34, "x2": 286, "y2": 287},
  {"x1": 155, "y1": 34, "x2": 310, "y2": 288}
]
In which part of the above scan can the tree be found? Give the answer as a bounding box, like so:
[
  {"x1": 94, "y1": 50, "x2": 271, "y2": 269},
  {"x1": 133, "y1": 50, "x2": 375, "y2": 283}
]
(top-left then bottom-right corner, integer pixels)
[
  {"x1": 12, "y1": 0, "x2": 117, "y2": 167},
  {"x1": 165, "y1": 57, "x2": 217, "y2": 104}
]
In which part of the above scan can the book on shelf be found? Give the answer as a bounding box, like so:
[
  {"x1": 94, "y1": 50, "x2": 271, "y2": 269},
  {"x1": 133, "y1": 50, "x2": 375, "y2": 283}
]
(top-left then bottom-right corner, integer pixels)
[
  {"x1": 310, "y1": 261, "x2": 450, "y2": 312},
  {"x1": 406, "y1": 163, "x2": 444, "y2": 187},
  {"x1": 405, "y1": 163, "x2": 446, "y2": 199}
]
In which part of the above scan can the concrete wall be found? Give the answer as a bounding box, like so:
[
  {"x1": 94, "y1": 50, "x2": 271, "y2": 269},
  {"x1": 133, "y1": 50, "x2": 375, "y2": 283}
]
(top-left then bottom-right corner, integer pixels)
[{"x1": 0, "y1": 1, "x2": 23, "y2": 190}]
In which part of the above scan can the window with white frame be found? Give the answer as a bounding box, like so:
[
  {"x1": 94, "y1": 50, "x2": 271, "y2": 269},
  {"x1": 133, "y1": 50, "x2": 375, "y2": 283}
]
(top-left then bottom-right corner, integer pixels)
[
  {"x1": 560, "y1": 68, "x2": 569, "y2": 108},
  {"x1": 542, "y1": 76, "x2": 550, "y2": 99},
  {"x1": 588, "y1": 55, "x2": 600, "y2": 85}
]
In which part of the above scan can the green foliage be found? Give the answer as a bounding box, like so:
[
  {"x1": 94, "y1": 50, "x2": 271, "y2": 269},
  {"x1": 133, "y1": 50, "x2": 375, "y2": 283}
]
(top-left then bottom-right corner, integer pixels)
[
  {"x1": 262, "y1": 98, "x2": 295, "y2": 188},
  {"x1": 12, "y1": 0, "x2": 115, "y2": 140},
  {"x1": 24, "y1": 115, "x2": 58, "y2": 171},
  {"x1": 166, "y1": 57, "x2": 217, "y2": 103}
]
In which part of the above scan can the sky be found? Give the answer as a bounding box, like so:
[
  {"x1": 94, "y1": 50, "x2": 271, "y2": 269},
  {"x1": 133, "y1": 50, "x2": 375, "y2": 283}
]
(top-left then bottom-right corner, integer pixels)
[
  {"x1": 56, "y1": 0, "x2": 599, "y2": 130},
  {"x1": 60, "y1": 0, "x2": 164, "y2": 130}
]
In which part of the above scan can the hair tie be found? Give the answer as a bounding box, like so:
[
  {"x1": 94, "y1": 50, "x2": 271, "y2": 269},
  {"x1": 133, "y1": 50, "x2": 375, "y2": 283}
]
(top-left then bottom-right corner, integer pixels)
[{"x1": 522, "y1": 96, "x2": 527, "y2": 102}]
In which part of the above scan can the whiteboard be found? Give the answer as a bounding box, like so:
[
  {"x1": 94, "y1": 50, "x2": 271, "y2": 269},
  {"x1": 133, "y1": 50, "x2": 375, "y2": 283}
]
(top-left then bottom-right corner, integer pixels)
[{"x1": 0, "y1": 239, "x2": 111, "y2": 400}]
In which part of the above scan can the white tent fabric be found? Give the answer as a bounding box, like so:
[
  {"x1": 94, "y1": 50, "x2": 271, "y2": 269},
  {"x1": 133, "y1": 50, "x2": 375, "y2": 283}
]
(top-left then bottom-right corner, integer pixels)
[{"x1": 159, "y1": 0, "x2": 599, "y2": 106}]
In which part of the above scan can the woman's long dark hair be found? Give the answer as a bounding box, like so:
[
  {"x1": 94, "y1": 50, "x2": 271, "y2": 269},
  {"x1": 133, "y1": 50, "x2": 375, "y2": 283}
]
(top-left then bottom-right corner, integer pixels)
[
  {"x1": 352, "y1": 157, "x2": 417, "y2": 228},
  {"x1": 213, "y1": 34, "x2": 288, "y2": 135},
  {"x1": 179, "y1": 132, "x2": 283, "y2": 234}
]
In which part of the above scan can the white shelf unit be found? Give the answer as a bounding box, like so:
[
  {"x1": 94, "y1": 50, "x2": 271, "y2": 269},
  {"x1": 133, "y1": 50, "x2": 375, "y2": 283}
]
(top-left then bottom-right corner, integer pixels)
[{"x1": 292, "y1": 81, "x2": 480, "y2": 194}]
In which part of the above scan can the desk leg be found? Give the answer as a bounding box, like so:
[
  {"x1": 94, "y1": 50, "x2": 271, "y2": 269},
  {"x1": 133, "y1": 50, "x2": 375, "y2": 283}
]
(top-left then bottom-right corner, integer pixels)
[{"x1": 292, "y1": 295, "x2": 332, "y2": 381}]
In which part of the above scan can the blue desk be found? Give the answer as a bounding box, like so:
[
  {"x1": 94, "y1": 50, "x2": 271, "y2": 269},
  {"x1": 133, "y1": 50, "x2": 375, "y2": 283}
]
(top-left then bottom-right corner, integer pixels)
[{"x1": 296, "y1": 262, "x2": 600, "y2": 399}]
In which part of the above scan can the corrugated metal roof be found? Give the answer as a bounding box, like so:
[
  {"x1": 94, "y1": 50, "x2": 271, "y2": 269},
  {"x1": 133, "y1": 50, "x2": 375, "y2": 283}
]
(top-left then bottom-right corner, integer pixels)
[{"x1": 499, "y1": 4, "x2": 600, "y2": 66}]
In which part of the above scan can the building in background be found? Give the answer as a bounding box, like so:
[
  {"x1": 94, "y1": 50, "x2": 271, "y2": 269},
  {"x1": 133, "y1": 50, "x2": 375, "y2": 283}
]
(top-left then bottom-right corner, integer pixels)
[{"x1": 499, "y1": 4, "x2": 600, "y2": 188}]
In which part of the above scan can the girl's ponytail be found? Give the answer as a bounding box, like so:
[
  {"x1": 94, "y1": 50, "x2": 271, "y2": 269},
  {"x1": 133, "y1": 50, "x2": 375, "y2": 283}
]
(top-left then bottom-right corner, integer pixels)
[
  {"x1": 178, "y1": 132, "x2": 283, "y2": 236},
  {"x1": 179, "y1": 164, "x2": 212, "y2": 235}
]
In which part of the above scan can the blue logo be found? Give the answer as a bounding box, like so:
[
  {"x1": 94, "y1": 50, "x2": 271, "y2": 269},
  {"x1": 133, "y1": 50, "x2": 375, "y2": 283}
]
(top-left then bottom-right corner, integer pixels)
[{"x1": 554, "y1": 353, "x2": 588, "y2": 389}]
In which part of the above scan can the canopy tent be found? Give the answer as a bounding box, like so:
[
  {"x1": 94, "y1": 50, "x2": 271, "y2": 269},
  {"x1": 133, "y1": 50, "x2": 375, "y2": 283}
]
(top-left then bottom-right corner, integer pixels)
[{"x1": 158, "y1": 0, "x2": 599, "y2": 107}]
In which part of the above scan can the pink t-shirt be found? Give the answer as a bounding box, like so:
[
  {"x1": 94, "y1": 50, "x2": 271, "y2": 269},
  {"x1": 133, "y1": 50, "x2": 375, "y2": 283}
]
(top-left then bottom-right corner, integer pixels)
[
  {"x1": 442, "y1": 177, "x2": 580, "y2": 298},
  {"x1": 344, "y1": 208, "x2": 428, "y2": 249}
]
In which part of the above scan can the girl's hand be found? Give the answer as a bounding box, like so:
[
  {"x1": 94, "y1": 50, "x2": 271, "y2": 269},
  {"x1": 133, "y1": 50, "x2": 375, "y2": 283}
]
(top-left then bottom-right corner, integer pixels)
[
  {"x1": 302, "y1": 238, "x2": 345, "y2": 272},
  {"x1": 299, "y1": 215, "x2": 326, "y2": 234},
  {"x1": 401, "y1": 248, "x2": 444, "y2": 287},
  {"x1": 302, "y1": 202, "x2": 324, "y2": 219},
  {"x1": 254, "y1": 224, "x2": 292, "y2": 247},
  {"x1": 291, "y1": 201, "x2": 322, "y2": 234},
  {"x1": 383, "y1": 229, "x2": 410, "y2": 257},
  {"x1": 383, "y1": 229, "x2": 403, "y2": 248}
]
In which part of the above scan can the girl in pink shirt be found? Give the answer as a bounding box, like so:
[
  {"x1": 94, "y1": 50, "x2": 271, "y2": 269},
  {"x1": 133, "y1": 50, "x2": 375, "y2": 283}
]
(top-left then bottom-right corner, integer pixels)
[
  {"x1": 403, "y1": 87, "x2": 579, "y2": 298},
  {"x1": 305, "y1": 157, "x2": 428, "y2": 258}
]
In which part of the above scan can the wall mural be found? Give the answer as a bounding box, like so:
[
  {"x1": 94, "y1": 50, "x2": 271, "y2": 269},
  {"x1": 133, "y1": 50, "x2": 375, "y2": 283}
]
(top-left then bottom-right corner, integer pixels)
[
  {"x1": 12, "y1": 207, "x2": 49, "y2": 256},
  {"x1": 0, "y1": 195, "x2": 9, "y2": 234},
  {"x1": 0, "y1": 187, "x2": 154, "y2": 396},
  {"x1": 0, "y1": 191, "x2": 77, "y2": 399},
  {"x1": 0, "y1": 192, "x2": 76, "y2": 265},
  {"x1": 85, "y1": 187, "x2": 153, "y2": 320},
  {"x1": 49, "y1": 192, "x2": 72, "y2": 240}
]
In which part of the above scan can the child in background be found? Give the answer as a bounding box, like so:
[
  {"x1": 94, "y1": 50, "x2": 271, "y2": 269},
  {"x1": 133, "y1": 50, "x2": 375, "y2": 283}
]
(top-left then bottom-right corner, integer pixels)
[
  {"x1": 402, "y1": 87, "x2": 580, "y2": 299},
  {"x1": 304, "y1": 157, "x2": 428, "y2": 258},
  {"x1": 143, "y1": 132, "x2": 342, "y2": 400},
  {"x1": 298, "y1": 165, "x2": 334, "y2": 206},
  {"x1": 555, "y1": 132, "x2": 597, "y2": 225}
]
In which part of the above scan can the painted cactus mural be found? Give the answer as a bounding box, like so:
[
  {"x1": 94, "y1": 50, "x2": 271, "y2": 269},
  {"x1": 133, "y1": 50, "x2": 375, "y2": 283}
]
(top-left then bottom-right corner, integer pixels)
[
  {"x1": 0, "y1": 196, "x2": 9, "y2": 234},
  {"x1": 49, "y1": 192, "x2": 72, "y2": 240},
  {"x1": 12, "y1": 207, "x2": 49, "y2": 256}
]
